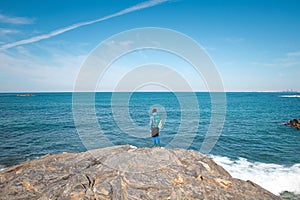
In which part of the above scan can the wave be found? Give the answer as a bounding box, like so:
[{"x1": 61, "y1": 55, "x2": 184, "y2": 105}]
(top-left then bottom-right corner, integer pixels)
[
  {"x1": 0, "y1": 165, "x2": 7, "y2": 172},
  {"x1": 210, "y1": 155, "x2": 300, "y2": 195},
  {"x1": 280, "y1": 95, "x2": 300, "y2": 98}
]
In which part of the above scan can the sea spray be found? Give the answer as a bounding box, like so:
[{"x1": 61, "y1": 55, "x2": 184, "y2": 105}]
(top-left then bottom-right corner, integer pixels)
[{"x1": 211, "y1": 155, "x2": 300, "y2": 195}]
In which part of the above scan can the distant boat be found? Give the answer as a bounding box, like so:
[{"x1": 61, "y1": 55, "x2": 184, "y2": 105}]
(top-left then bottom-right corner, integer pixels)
[{"x1": 17, "y1": 93, "x2": 33, "y2": 97}]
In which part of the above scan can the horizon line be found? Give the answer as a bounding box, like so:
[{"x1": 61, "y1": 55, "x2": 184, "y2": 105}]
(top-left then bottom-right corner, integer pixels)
[{"x1": 1, "y1": 90, "x2": 299, "y2": 93}]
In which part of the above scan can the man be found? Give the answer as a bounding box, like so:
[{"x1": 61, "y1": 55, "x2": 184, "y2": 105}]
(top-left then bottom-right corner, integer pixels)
[{"x1": 150, "y1": 108, "x2": 161, "y2": 147}]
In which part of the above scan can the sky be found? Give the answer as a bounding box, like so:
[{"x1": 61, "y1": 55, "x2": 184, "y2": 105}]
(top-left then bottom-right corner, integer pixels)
[{"x1": 0, "y1": 0, "x2": 300, "y2": 92}]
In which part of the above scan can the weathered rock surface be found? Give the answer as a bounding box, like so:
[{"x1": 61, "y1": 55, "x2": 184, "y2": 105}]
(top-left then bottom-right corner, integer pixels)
[
  {"x1": 0, "y1": 145, "x2": 280, "y2": 200},
  {"x1": 284, "y1": 119, "x2": 300, "y2": 130}
]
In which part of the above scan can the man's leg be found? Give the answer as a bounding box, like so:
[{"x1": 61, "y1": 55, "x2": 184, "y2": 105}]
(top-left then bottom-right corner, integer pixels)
[
  {"x1": 157, "y1": 135, "x2": 160, "y2": 147},
  {"x1": 152, "y1": 137, "x2": 157, "y2": 147}
]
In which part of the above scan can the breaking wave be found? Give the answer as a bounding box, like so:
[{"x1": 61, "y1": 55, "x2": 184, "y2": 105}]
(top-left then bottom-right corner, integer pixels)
[
  {"x1": 211, "y1": 155, "x2": 300, "y2": 195},
  {"x1": 280, "y1": 95, "x2": 300, "y2": 98}
]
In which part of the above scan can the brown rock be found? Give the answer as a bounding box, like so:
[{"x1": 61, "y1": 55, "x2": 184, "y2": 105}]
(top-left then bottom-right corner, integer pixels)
[
  {"x1": 0, "y1": 145, "x2": 280, "y2": 200},
  {"x1": 216, "y1": 178, "x2": 232, "y2": 189},
  {"x1": 173, "y1": 174, "x2": 185, "y2": 185},
  {"x1": 285, "y1": 118, "x2": 300, "y2": 130}
]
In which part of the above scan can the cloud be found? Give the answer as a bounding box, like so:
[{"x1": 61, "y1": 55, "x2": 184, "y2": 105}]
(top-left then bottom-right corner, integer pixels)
[
  {"x1": 0, "y1": 0, "x2": 171, "y2": 51},
  {"x1": 0, "y1": 28, "x2": 20, "y2": 35},
  {"x1": 0, "y1": 44, "x2": 86, "y2": 91},
  {"x1": 0, "y1": 13, "x2": 34, "y2": 24},
  {"x1": 253, "y1": 51, "x2": 300, "y2": 68},
  {"x1": 287, "y1": 51, "x2": 300, "y2": 57}
]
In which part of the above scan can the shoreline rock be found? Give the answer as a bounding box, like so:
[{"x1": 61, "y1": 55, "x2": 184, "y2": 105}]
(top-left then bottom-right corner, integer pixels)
[
  {"x1": 0, "y1": 145, "x2": 280, "y2": 199},
  {"x1": 284, "y1": 119, "x2": 300, "y2": 129}
]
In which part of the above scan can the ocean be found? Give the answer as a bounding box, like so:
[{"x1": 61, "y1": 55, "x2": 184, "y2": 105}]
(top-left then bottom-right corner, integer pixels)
[{"x1": 0, "y1": 92, "x2": 299, "y2": 195}]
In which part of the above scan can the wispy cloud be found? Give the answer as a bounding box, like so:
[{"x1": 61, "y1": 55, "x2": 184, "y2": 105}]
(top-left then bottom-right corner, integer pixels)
[
  {"x1": 253, "y1": 51, "x2": 300, "y2": 68},
  {"x1": 0, "y1": 44, "x2": 86, "y2": 91},
  {"x1": 0, "y1": 0, "x2": 170, "y2": 51},
  {"x1": 287, "y1": 51, "x2": 300, "y2": 57},
  {"x1": 0, "y1": 13, "x2": 34, "y2": 24},
  {"x1": 0, "y1": 28, "x2": 20, "y2": 35}
]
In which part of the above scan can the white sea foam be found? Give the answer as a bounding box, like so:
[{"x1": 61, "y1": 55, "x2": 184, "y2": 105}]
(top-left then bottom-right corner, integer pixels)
[
  {"x1": 211, "y1": 155, "x2": 300, "y2": 195},
  {"x1": 0, "y1": 165, "x2": 7, "y2": 172},
  {"x1": 280, "y1": 95, "x2": 300, "y2": 98}
]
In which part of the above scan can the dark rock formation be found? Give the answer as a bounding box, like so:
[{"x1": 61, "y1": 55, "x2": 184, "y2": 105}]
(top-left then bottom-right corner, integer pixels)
[
  {"x1": 280, "y1": 191, "x2": 300, "y2": 200},
  {"x1": 0, "y1": 145, "x2": 280, "y2": 200},
  {"x1": 284, "y1": 119, "x2": 300, "y2": 129}
]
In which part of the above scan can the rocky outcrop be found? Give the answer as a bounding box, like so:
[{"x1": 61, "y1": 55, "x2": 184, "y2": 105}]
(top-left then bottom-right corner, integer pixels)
[
  {"x1": 280, "y1": 191, "x2": 300, "y2": 200},
  {"x1": 284, "y1": 119, "x2": 300, "y2": 129},
  {"x1": 0, "y1": 145, "x2": 280, "y2": 200}
]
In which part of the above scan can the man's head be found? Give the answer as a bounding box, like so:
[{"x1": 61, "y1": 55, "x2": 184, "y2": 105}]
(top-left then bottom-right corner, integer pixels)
[{"x1": 152, "y1": 108, "x2": 157, "y2": 113}]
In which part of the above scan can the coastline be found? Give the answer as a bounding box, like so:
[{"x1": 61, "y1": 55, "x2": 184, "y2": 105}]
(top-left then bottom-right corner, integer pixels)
[
  {"x1": 211, "y1": 155, "x2": 300, "y2": 197},
  {"x1": 1, "y1": 148, "x2": 299, "y2": 198},
  {"x1": 0, "y1": 145, "x2": 281, "y2": 200},
  {"x1": 1, "y1": 92, "x2": 299, "y2": 197}
]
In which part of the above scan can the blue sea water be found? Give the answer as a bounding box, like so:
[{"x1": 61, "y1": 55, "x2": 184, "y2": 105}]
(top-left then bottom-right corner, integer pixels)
[{"x1": 0, "y1": 92, "x2": 299, "y2": 195}]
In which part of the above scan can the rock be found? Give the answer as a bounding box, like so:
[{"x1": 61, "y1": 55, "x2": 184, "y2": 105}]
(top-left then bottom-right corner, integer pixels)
[
  {"x1": 284, "y1": 119, "x2": 300, "y2": 129},
  {"x1": 280, "y1": 191, "x2": 300, "y2": 200},
  {"x1": 0, "y1": 145, "x2": 280, "y2": 200}
]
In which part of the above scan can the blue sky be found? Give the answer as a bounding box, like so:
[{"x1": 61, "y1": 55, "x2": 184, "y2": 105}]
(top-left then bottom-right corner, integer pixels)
[{"x1": 0, "y1": 0, "x2": 300, "y2": 92}]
